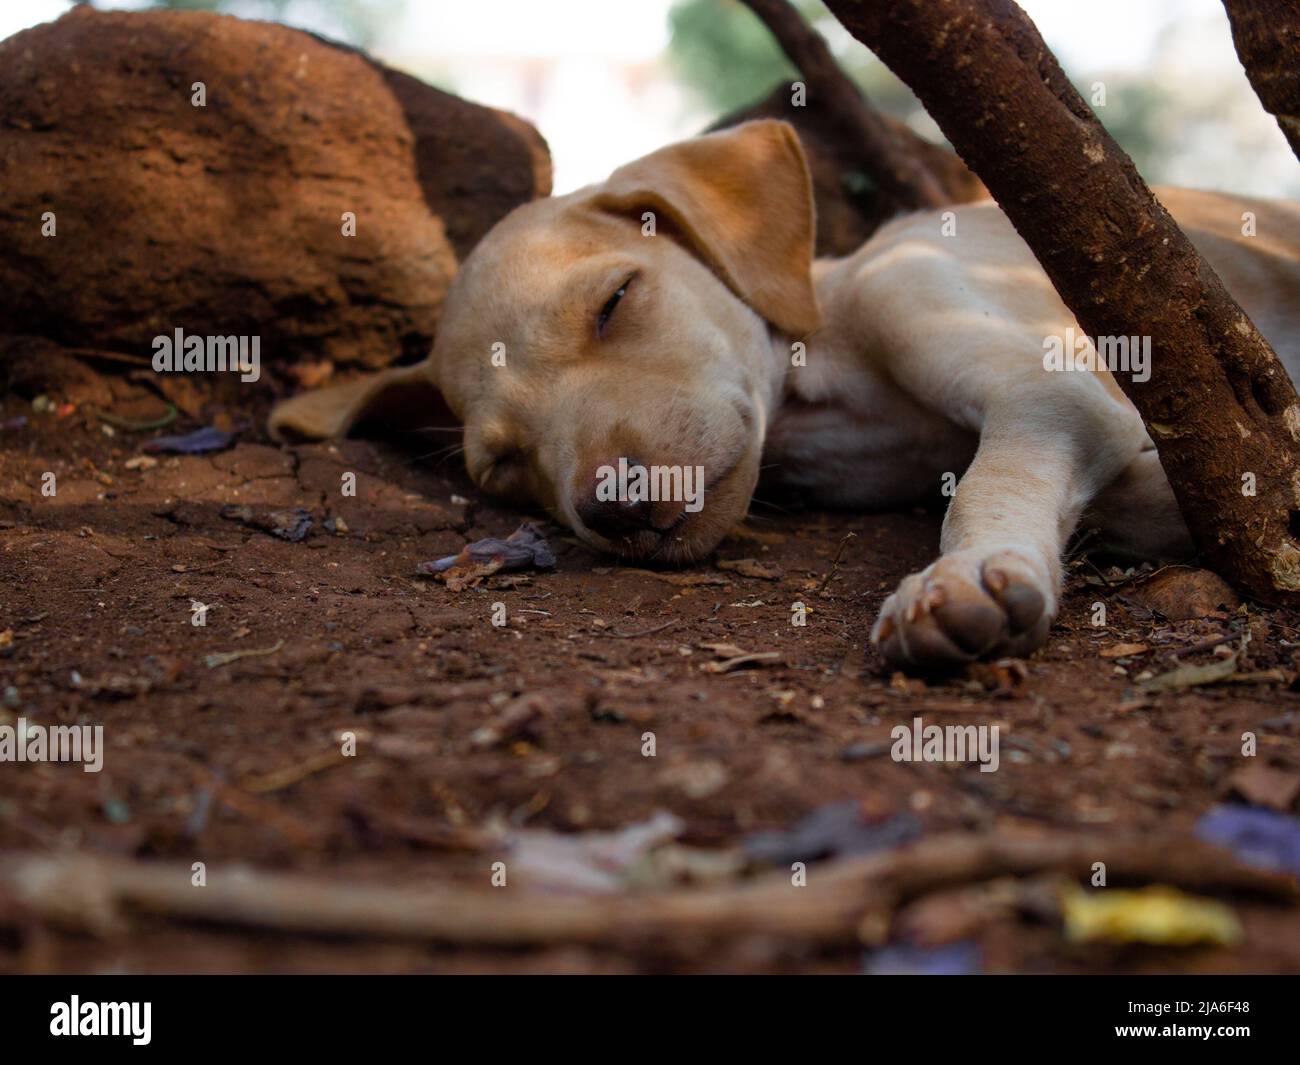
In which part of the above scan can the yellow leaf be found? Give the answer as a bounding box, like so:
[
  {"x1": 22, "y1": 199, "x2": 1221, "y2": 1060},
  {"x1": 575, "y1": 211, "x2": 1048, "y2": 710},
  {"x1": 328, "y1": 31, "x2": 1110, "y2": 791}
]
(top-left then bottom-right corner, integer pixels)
[{"x1": 1061, "y1": 885, "x2": 1241, "y2": 947}]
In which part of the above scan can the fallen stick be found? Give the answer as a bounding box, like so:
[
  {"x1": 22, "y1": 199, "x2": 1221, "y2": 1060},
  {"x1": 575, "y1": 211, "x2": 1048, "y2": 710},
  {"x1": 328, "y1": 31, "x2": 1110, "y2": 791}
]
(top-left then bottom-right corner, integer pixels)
[
  {"x1": 817, "y1": 530, "x2": 857, "y2": 594},
  {"x1": 607, "y1": 619, "x2": 678, "y2": 639},
  {"x1": 183, "y1": 760, "x2": 319, "y2": 848},
  {"x1": 2, "y1": 831, "x2": 1292, "y2": 948},
  {"x1": 239, "y1": 747, "x2": 348, "y2": 794},
  {"x1": 204, "y1": 638, "x2": 286, "y2": 670}
]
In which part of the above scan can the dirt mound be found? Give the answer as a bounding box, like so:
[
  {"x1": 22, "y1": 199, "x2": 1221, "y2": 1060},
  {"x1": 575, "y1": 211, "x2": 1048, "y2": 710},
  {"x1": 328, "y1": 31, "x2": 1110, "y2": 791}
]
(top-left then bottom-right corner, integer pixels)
[{"x1": 0, "y1": 6, "x2": 549, "y2": 371}]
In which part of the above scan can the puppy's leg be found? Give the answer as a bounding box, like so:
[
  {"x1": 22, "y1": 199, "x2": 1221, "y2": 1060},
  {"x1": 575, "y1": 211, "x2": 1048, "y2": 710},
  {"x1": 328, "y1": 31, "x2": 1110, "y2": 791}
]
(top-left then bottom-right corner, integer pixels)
[
  {"x1": 844, "y1": 205, "x2": 1167, "y2": 669},
  {"x1": 872, "y1": 398, "x2": 1145, "y2": 670},
  {"x1": 1084, "y1": 448, "x2": 1194, "y2": 559}
]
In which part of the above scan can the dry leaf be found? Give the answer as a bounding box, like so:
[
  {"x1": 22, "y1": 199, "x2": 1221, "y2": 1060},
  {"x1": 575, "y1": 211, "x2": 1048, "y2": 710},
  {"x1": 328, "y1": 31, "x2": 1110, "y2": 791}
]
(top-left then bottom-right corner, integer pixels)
[
  {"x1": 699, "y1": 652, "x2": 781, "y2": 673},
  {"x1": 965, "y1": 657, "x2": 1029, "y2": 694},
  {"x1": 716, "y1": 558, "x2": 784, "y2": 580},
  {"x1": 1061, "y1": 884, "x2": 1241, "y2": 946},
  {"x1": 724, "y1": 524, "x2": 788, "y2": 546},
  {"x1": 889, "y1": 672, "x2": 928, "y2": 696},
  {"x1": 1139, "y1": 654, "x2": 1238, "y2": 693},
  {"x1": 1223, "y1": 764, "x2": 1300, "y2": 812},
  {"x1": 419, "y1": 522, "x2": 555, "y2": 591},
  {"x1": 1099, "y1": 642, "x2": 1149, "y2": 659},
  {"x1": 470, "y1": 693, "x2": 552, "y2": 750},
  {"x1": 1128, "y1": 567, "x2": 1241, "y2": 620},
  {"x1": 699, "y1": 641, "x2": 746, "y2": 658}
]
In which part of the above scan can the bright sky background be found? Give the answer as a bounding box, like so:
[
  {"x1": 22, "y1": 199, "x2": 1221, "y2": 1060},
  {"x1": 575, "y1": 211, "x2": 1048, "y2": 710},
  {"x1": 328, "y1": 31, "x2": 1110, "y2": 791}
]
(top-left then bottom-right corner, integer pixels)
[{"x1": 2, "y1": 0, "x2": 1296, "y2": 195}]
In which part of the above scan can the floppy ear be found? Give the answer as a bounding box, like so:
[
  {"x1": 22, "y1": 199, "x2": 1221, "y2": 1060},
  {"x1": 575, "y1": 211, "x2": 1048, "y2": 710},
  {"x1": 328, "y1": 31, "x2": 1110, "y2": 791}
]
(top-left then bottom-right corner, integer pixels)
[
  {"x1": 591, "y1": 119, "x2": 821, "y2": 336},
  {"x1": 268, "y1": 358, "x2": 450, "y2": 441}
]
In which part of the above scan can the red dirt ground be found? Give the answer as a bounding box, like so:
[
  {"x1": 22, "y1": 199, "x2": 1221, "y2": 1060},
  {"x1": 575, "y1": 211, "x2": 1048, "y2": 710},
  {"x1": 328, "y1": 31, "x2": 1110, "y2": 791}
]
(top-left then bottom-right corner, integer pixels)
[{"x1": 2, "y1": 378, "x2": 1298, "y2": 974}]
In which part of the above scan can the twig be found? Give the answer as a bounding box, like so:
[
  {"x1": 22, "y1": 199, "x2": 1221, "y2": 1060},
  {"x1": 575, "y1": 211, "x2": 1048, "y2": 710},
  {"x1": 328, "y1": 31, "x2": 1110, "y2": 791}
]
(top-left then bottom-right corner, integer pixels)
[
  {"x1": 4, "y1": 831, "x2": 1290, "y2": 946},
  {"x1": 699, "y1": 651, "x2": 782, "y2": 673},
  {"x1": 239, "y1": 749, "x2": 348, "y2": 794},
  {"x1": 1225, "y1": 669, "x2": 1289, "y2": 685},
  {"x1": 183, "y1": 762, "x2": 318, "y2": 847},
  {"x1": 65, "y1": 348, "x2": 155, "y2": 368},
  {"x1": 817, "y1": 531, "x2": 857, "y2": 594},
  {"x1": 608, "y1": 619, "x2": 678, "y2": 639},
  {"x1": 1171, "y1": 631, "x2": 1236, "y2": 657},
  {"x1": 89, "y1": 404, "x2": 178, "y2": 432},
  {"x1": 204, "y1": 638, "x2": 286, "y2": 670},
  {"x1": 740, "y1": 0, "x2": 948, "y2": 208}
]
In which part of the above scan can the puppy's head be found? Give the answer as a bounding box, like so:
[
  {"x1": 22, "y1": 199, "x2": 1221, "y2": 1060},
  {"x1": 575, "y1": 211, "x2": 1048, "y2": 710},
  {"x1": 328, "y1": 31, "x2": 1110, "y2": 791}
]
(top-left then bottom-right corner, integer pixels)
[
  {"x1": 435, "y1": 120, "x2": 820, "y2": 562},
  {"x1": 270, "y1": 121, "x2": 820, "y2": 561}
]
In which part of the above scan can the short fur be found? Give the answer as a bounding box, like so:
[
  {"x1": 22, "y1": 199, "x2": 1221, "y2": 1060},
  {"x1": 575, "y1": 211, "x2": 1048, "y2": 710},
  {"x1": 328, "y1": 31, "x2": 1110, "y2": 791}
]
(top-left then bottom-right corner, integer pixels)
[{"x1": 271, "y1": 121, "x2": 1300, "y2": 668}]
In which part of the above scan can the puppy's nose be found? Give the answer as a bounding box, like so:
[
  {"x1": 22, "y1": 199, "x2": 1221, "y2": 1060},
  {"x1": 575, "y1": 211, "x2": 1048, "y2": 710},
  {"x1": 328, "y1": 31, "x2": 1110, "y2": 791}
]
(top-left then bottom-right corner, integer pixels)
[
  {"x1": 573, "y1": 457, "x2": 688, "y2": 542},
  {"x1": 576, "y1": 493, "x2": 656, "y2": 541}
]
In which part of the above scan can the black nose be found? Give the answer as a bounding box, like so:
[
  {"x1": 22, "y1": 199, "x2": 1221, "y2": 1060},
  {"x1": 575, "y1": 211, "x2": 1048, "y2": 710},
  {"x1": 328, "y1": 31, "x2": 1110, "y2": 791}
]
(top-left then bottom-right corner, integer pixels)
[
  {"x1": 573, "y1": 455, "x2": 689, "y2": 543},
  {"x1": 575, "y1": 493, "x2": 656, "y2": 541}
]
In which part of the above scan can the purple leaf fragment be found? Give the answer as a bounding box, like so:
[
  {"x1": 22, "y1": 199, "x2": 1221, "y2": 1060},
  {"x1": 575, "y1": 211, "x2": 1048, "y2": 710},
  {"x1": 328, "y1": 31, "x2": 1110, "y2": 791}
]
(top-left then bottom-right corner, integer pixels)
[
  {"x1": 1194, "y1": 804, "x2": 1300, "y2": 876},
  {"x1": 418, "y1": 521, "x2": 556, "y2": 577},
  {"x1": 267, "y1": 507, "x2": 313, "y2": 542},
  {"x1": 143, "y1": 425, "x2": 236, "y2": 454},
  {"x1": 743, "y1": 801, "x2": 922, "y2": 865},
  {"x1": 862, "y1": 941, "x2": 982, "y2": 976},
  {"x1": 219, "y1": 504, "x2": 313, "y2": 542}
]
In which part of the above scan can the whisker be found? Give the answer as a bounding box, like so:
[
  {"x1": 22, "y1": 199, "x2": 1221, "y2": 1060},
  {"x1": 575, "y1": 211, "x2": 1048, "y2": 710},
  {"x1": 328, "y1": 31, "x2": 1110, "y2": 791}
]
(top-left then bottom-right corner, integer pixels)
[
  {"x1": 748, "y1": 497, "x2": 792, "y2": 515},
  {"x1": 408, "y1": 443, "x2": 466, "y2": 465}
]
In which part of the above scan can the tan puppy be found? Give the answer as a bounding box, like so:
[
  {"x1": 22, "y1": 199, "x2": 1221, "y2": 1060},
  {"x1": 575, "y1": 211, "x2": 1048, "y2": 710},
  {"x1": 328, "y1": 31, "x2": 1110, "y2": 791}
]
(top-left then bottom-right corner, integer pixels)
[{"x1": 271, "y1": 120, "x2": 1300, "y2": 669}]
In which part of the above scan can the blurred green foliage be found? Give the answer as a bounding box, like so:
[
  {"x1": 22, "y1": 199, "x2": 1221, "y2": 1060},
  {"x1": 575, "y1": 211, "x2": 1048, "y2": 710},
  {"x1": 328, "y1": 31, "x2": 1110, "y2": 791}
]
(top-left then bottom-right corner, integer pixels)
[
  {"x1": 667, "y1": 0, "x2": 799, "y2": 115},
  {"x1": 667, "y1": 0, "x2": 924, "y2": 121},
  {"x1": 667, "y1": 0, "x2": 1170, "y2": 181},
  {"x1": 128, "y1": 0, "x2": 1223, "y2": 191}
]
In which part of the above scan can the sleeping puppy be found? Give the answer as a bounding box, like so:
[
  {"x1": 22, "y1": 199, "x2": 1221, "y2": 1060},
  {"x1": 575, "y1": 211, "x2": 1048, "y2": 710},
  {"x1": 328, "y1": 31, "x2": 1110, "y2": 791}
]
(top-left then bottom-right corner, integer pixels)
[{"x1": 271, "y1": 120, "x2": 1300, "y2": 670}]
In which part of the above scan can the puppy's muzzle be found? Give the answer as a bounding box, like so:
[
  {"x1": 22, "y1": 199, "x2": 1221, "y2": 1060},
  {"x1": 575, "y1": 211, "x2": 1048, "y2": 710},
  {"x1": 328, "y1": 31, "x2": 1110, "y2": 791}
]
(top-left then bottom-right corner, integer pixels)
[{"x1": 573, "y1": 456, "x2": 689, "y2": 550}]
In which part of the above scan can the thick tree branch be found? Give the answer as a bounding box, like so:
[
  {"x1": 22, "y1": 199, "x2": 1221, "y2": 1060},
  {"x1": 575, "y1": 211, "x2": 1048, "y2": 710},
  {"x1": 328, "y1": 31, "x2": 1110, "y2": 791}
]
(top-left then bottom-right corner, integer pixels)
[
  {"x1": 1223, "y1": 0, "x2": 1300, "y2": 163},
  {"x1": 821, "y1": 0, "x2": 1300, "y2": 603},
  {"x1": 740, "y1": 0, "x2": 950, "y2": 208}
]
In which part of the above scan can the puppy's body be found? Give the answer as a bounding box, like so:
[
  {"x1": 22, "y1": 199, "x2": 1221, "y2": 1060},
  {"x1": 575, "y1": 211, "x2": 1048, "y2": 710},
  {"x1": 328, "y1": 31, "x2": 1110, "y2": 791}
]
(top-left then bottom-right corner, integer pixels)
[
  {"x1": 768, "y1": 187, "x2": 1300, "y2": 664},
  {"x1": 771, "y1": 187, "x2": 1300, "y2": 532},
  {"x1": 772, "y1": 189, "x2": 1300, "y2": 519},
  {"x1": 270, "y1": 122, "x2": 1300, "y2": 669}
]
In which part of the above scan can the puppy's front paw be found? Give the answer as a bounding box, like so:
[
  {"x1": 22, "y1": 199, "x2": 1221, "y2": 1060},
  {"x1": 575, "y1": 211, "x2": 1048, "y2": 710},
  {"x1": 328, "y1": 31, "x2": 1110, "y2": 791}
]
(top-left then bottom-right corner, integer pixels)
[{"x1": 871, "y1": 549, "x2": 1055, "y2": 671}]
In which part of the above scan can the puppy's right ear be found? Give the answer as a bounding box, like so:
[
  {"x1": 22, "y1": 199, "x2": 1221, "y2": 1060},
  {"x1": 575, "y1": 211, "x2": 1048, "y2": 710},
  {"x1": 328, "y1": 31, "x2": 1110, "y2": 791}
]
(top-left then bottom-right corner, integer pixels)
[
  {"x1": 591, "y1": 120, "x2": 821, "y2": 337},
  {"x1": 268, "y1": 358, "x2": 450, "y2": 441}
]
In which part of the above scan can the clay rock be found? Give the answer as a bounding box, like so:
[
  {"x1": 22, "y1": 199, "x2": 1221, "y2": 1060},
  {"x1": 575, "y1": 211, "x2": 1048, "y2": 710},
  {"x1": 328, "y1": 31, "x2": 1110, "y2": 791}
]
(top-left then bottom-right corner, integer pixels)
[
  {"x1": 1128, "y1": 567, "x2": 1242, "y2": 620},
  {"x1": 0, "y1": 7, "x2": 550, "y2": 370},
  {"x1": 711, "y1": 84, "x2": 985, "y2": 256},
  {"x1": 336, "y1": 53, "x2": 552, "y2": 261}
]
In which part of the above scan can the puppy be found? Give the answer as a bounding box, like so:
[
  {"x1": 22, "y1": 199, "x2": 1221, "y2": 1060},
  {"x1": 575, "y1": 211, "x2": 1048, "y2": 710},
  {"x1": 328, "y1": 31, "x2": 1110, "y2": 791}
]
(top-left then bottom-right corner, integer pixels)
[{"x1": 271, "y1": 120, "x2": 1300, "y2": 669}]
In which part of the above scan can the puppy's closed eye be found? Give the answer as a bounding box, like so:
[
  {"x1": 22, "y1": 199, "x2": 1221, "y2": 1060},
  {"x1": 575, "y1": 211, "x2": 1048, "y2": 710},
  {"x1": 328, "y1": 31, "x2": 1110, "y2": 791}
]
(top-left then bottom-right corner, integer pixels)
[
  {"x1": 481, "y1": 447, "x2": 524, "y2": 484},
  {"x1": 596, "y1": 275, "x2": 636, "y2": 338}
]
